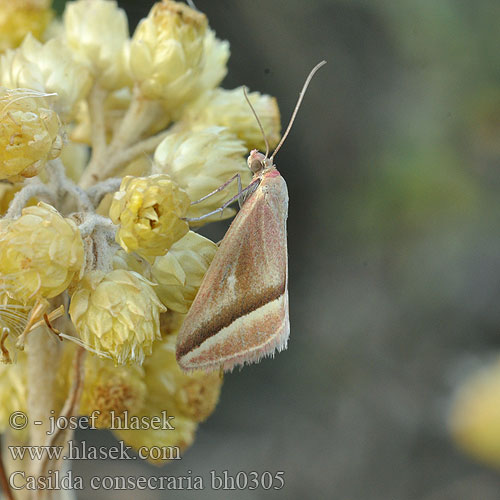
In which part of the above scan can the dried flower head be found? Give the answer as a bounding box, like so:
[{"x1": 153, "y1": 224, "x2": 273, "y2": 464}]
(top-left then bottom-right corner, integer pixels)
[
  {"x1": 0, "y1": 202, "x2": 84, "y2": 304},
  {"x1": 152, "y1": 231, "x2": 217, "y2": 313},
  {"x1": 78, "y1": 353, "x2": 147, "y2": 428},
  {"x1": 153, "y1": 126, "x2": 250, "y2": 221},
  {"x1": 109, "y1": 174, "x2": 190, "y2": 259},
  {"x1": 183, "y1": 87, "x2": 282, "y2": 151},
  {"x1": 195, "y1": 28, "x2": 229, "y2": 94},
  {"x1": 0, "y1": 34, "x2": 92, "y2": 119},
  {"x1": 0, "y1": 87, "x2": 62, "y2": 181},
  {"x1": 63, "y1": 0, "x2": 130, "y2": 90},
  {"x1": 129, "y1": 0, "x2": 207, "y2": 108},
  {"x1": 69, "y1": 269, "x2": 165, "y2": 365}
]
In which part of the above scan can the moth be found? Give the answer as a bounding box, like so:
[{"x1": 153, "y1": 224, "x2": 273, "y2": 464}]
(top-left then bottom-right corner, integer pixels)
[{"x1": 176, "y1": 61, "x2": 326, "y2": 372}]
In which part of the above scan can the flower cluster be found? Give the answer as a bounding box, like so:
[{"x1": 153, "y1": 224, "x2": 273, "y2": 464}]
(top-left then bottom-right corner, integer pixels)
[{"x1": 0, "y1": 0, "x2": 280, "y2": 467}]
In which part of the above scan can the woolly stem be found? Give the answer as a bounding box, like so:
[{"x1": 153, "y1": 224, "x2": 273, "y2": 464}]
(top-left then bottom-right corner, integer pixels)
[
  {"x1": 5, "y1": 181, "x2": 56, "y2": 219},
  {"x1": 36, "y1": 347, "x2": 85, "y2": 482},
  {"x1": 78, "y1": 213, "x2": 116, "y2": 239},
  {"x1": 86, "y1": 178, "x2": 122, "y2": 207},
  {"x1": 47, "y1": 160, "x2": 94, "y2": 212},
  {"x1": 26, "y1": 326, "x2": 60, "y2": 485},
  {"x1": 88, "y1": 84, "x2": 107, "y2": 165}
]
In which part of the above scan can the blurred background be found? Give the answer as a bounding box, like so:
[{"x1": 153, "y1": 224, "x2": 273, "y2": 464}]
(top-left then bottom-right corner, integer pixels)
[{"x1": 53, "y1": 0, "x2": 500, "y2": 498}]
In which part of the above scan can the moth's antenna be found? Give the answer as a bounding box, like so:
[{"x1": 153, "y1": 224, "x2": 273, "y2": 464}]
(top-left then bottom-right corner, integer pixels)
[
  {"x1": 186, "y1": 0, "x2": 198, "y2": 10},
  {"x1": 243, "y1": 86, "x2": 270, "y2": 158},
  {"x1": 270, "y1": 60, "x2": 326, "y2": 161}
]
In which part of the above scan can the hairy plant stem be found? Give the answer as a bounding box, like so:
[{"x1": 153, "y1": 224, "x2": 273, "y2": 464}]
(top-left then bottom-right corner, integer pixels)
[
  {"x1": 88, "y1": 84, "x2": 107, "y2": 167},
  {"x1": 26, "y1": 326, "x2": 60, "y2": 499},
  {"x1": 36, "y1": 347, "x2": 85, "y2": 485}
]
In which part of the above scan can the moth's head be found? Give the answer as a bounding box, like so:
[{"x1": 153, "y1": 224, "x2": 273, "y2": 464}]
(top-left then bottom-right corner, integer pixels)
[{"x1": 247, "y1": 149, "x2": 274, "y2": 175}]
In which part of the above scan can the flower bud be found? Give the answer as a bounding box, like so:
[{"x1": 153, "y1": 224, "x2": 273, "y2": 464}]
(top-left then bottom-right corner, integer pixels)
[
  {"x1": 153, "y1": 126, "x2": 251, "y2": 222},
  {"x1": 0, "y1": 34, "x2": 92, "y2": 119},
  {"x1": 63, "y1": 0, "x2": 131, "y2": 90},
  {"x1": 0, "y1": 87, "x2": 62, "y2": 181},
  {"x1": 0, "y1": 202, "x2": 85, "y2": 304},
  {"x1": 183, "y1": 87, "x2": 281, "y2": 151},
  {"x1": 152, "y1": 231, "x2": 217, "y2": 313},
  {"x1": 69, "y1": 269, "x2": 165, "y2": 365},
  {"x1": 129, "y1": 0, "x2": 207, "y2": 108},
  {"x1": 78, "y1": 354, "x2": 147, "y2": 429},
  {"x1": 0, "y1": 0, "x2": 53, "y2": 52},
  {"x1": 109, "y1": 174, "x2": 190, "y2": 260}
]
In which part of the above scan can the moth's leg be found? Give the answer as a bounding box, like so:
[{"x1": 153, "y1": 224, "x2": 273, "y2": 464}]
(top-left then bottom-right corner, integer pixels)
[
  {"x1": 190, "y1": 173, "x2": 242, "y2": 206},
  {"x1": 237, "y1": 174, "x2": 244, "y2": 208},
  {"x1": 184, "y1": 180, "x2": 260, "y2": 223}
]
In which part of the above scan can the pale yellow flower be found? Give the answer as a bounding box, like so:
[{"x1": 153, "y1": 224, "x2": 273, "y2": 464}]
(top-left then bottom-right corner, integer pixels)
[
  {"x1": 153, "y1": 126, "x2": 250, "y2": 222},
  {"x1": 0, "y1": 87, "x2": 62, "y2": 181},
  {"x1": 109, "y1": 174, "x2": 190, "y2": 260},
  {"x1": 129, "y1": 0, "x2": 207, "y2": 108},
  {"x1": 152, "y1": 231, "x2": 217, "y2": 313},
  {"x1": 0, "y1": 0, "x2": 53, "y2": 52},
  {"x1": 166, "y1": 27, "x2": 229, "y2": 121},
  {"x1": 0, "y1": 34, "x2": 92, "y2": 119},
  {"x1": 63, "y1": 0, "x2": 131, "y2": 90},
  {"x1": 69, "y1": 269, "x2": 165, "y2": 365},
  {"x1": 78, "y1": 354, "x2": 147, "y2": 428},
  {"x1": 183, "y1": 87, "x2": 281, "y2": 151},
  {"x1": 0, "y1": 202, "x2": 85, "y2": 304},
  {"x1": 194, "y1": 28, "x2": 229, "y2": 95}
]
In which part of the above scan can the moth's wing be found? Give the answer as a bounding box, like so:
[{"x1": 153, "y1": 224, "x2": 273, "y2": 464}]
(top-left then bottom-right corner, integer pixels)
[{"x1": 176, "y1": 173, "x2": 289, "y2": 372}]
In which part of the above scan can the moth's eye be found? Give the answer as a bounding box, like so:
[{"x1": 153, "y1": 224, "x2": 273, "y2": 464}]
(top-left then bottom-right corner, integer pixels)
[{"x1": 249, "y1": 159, "x2": 263, "y2": 173}]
